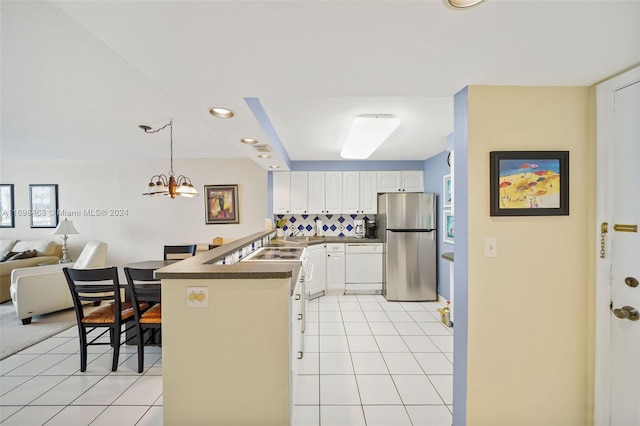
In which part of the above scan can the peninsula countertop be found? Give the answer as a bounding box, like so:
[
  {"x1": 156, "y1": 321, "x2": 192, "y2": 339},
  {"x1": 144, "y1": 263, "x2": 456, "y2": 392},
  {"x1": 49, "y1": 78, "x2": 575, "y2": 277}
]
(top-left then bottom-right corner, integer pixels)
[{"x1": 155, "y1": 231, "x2": 383, "y2": 280}]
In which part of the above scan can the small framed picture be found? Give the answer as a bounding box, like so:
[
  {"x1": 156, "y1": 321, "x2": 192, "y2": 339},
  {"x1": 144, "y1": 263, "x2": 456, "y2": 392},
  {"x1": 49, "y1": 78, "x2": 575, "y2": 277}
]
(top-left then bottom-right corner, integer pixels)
[
  {"x1": 443, "y1": 210, "x2": 454, "y2": 244},
  {"x1": 490, "y1": 151, "x2": 569, "y2": 216},
  {"x1": 29, "y1": 184, "x2": 59, "y2": 228},
  {"x1": 0, "y1": 184, "x2": 15, "y2": 228},
  {"x1": 443, "y1": 174, "x2": 452, "y2": 208},
  {"x1": 204, "y1": 184, "x2": 239, "y2": 224}
]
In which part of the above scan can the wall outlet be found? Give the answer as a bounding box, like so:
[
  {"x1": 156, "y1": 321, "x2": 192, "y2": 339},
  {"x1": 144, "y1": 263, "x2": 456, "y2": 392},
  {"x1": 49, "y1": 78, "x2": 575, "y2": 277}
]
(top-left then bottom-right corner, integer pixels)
[
  {"x1": 186, "y1": 287, "x2": 208, "y2": 307},
  {"x1": 484, "y1": 237, "x2": 497, "y2": 257}
]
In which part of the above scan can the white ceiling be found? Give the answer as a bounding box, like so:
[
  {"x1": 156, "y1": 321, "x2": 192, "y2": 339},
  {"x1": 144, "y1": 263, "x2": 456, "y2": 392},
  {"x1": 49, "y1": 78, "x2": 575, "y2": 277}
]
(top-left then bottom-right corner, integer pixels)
[{"x1": 1, "y1": 1, "x2": 638, "y2": 169}]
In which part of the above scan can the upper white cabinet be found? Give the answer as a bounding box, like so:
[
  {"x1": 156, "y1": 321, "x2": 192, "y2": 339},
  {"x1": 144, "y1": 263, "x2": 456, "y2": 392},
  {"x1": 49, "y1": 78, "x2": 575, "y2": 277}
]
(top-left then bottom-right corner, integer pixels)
[
  {"x1": 290, "y1": 172, "x2": 308, "y2": 214},
  {"x1": 377, "y1": 170, "x2": 424, "y2": 193},
  {"x1": 324, "y1": 172, "x2": 343, "y2": 214},
  {"x1": 307, "y1": 172, "x2": 325, "y2": 214},
  {"x1": 343, "y1": 171, "x2": 378, "y2": 214},
  {"x1": 273, "y1": 172, "x2": 291, "y2": 214},
  {"x1": 359, "y1": 171, "x2": 378, "y2": 213}
]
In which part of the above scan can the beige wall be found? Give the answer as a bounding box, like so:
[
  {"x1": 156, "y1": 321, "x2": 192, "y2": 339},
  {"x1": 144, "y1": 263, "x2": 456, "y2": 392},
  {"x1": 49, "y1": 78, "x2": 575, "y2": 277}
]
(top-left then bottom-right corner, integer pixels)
[
  {"x1": 0, "y1": 158, "x2": 268, "y2": 266},
  {"x1": 465, "y1": 86, "x2": 595, "y2": 425}
]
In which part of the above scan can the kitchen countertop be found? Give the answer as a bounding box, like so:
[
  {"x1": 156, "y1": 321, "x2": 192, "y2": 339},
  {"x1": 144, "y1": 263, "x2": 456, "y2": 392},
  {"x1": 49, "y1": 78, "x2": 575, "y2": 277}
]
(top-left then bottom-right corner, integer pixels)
[
  {"x1": 272, "y1": 236, "x2": 383, "y2": 245},
  {"x1": 155, "y1": 230, "x2": 300, "y2": 281},
  {"x1": 155, "y1": 232, "x2": 383, "y2": 283}
]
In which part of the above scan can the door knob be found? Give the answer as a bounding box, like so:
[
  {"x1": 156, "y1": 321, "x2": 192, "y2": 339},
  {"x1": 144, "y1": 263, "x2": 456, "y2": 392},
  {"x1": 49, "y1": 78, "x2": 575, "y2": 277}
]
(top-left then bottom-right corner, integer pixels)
[{"x1": 613, "y1": 306, "x2": 640, "y2": 321}]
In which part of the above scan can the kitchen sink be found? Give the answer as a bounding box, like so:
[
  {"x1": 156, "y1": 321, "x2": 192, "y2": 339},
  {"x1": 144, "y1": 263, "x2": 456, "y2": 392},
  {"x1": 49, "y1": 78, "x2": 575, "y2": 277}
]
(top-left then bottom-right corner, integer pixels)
[{"x1": 273, "y1": 236, "x2": 325, "y2": 245}]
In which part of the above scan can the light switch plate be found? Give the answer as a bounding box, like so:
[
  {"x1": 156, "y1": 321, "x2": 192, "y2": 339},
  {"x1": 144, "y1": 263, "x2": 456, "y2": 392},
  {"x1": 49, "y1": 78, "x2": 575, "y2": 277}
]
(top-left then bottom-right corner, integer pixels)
[
  {"x1": 484, "y1": 237, "x2": 497, "y2": 257},
  {"x1": 186, "y1": 287, "x2": 208, "y2": 307}
]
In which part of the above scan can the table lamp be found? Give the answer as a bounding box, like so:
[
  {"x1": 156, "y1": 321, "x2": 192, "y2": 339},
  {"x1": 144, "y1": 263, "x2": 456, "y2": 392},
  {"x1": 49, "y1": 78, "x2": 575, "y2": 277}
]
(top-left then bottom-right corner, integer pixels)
[{"x1": 52, "y1": 218, "x2": 79, "y2": 263}]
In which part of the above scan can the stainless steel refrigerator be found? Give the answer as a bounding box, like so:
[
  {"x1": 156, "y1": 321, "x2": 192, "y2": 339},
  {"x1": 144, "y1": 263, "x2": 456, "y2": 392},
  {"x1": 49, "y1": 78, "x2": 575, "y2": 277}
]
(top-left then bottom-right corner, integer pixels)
[{"x1": 378, "y1": 193, "x2": 437, "y2": 301}]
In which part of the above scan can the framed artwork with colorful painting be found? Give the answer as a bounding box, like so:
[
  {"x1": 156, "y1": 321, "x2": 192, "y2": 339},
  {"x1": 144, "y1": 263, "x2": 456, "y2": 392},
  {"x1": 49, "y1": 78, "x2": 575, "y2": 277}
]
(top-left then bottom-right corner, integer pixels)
[
  {"x1": 490, "y1": 151, "x2": 569, "y2": 216},
  {"x1": 204, "y1": 184, "x2": 239, "y2": 224}
]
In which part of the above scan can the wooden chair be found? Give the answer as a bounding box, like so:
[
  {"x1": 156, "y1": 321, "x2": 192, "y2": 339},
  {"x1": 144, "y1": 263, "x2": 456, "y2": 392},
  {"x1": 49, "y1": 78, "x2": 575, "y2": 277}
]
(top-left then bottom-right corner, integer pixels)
[
  {"x1": 163, "y1": 244, "x2": 197, "y2": 260},
  {"x1": 63, "y1": 266, "x2": 143, "y2": 372},
  {"x1": 124, "y1": 267, "x2": 162, "y2": 373}
]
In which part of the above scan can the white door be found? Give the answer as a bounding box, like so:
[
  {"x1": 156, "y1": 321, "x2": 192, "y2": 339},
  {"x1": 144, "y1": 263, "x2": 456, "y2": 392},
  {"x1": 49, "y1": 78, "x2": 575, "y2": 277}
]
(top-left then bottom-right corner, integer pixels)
[{"x1": 596, "y1": 67, "x2": 640, "y2": 425}]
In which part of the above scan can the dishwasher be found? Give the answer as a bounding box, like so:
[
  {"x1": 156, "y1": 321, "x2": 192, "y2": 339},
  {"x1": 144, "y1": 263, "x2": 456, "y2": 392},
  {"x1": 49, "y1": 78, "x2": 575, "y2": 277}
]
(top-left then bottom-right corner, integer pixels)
[{"x1": 345, "y1": 243, "x2": 384, "y2": 294}]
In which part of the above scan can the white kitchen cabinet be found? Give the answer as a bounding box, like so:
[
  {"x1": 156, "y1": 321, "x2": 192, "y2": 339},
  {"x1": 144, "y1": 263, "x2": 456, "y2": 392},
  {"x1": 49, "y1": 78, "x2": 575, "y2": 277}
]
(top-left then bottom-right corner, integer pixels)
[
  {"x1": 401, "y1": 170, "x2": 424, "y2": 192},
  {"x1": 377, "y1": 170, "x2": 424, "y2": 193},
  {"x1": 307, "y1": 172, "x2": 325, "y2": 214},
  {"x1": 326, "y1": 243, "x2": 345, "y2": 293},
  {"x1": 342, "y1": 171, "x2": 378, "y2": 214},
  {"x1": 324, "y1": 171, "x2": 343, "y2": 214},
  {"x1": 342, "y1": 171, "x2": 359, "y2": 213},
  {"x1": 273, "y1": 171, "x2": 291, "y2": 214},
  {"x1": 306, "y1": 244, "x2": 327, "y2": 299},
  {"x1": 290, "y1": 272, "x2": 304, "y2": 409},
  {"x1": 290, "y1": 172, "x2": 308, "y2": 214},
  {"x1": 359, "y1": 171, "x2": 378, "y2": 213}
]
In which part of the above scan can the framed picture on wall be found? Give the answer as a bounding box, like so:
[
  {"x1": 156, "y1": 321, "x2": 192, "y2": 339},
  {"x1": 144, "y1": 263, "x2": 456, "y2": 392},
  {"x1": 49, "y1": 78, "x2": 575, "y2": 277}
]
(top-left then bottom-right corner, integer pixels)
[
  {"x1": 443, "y1": 210, "x2": 454, "y2": 244},
  {"x1": 490, "y1": 151, "x2": 569, "y2": 216},
  {"x1": 0, "y1": 184, "x2": 15, "y2": 228},
  {"x1": 204, "y1": 184, "x2": 239, "y2": 224},
  {"x1": 29, "y1": 184, "x2": 59, "y2": 228},
  {"x1": 443, "y1": 174, "x2": 452, "y2": 208}
]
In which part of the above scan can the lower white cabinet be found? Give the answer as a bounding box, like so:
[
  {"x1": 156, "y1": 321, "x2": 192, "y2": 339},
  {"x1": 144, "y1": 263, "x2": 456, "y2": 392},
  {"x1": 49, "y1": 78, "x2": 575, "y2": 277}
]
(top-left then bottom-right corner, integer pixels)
[
  {"x1": 326, "y1": 243, "x2": 345, "y2": 293},
  {"x1": 290, "y1": 271, "x2": 304, "y2": 409},
  {"x1": 306, "y1": 244, "x2": 327, "y2": 299}
]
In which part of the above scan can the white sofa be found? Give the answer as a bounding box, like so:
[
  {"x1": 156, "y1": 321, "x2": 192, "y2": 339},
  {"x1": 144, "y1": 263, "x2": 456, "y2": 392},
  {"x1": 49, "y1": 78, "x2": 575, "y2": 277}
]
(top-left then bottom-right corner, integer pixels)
[
  {"x1": 10, "y1": 241, "x2": 108, "y2": 324},
  {"x1": 0, "y1": 239, "x2": 62, "y2": 303}
]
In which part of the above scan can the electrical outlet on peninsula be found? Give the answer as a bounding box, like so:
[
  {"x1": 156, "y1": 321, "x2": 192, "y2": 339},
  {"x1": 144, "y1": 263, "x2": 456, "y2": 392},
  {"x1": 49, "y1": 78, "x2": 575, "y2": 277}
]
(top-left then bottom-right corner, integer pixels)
[{"x1": 187, "y1": 287, "x2": 208, "y2": 307}]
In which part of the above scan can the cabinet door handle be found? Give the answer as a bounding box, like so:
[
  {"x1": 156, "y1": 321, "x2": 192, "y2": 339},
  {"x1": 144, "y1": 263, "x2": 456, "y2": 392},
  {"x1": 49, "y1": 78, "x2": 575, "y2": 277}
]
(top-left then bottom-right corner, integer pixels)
[
  {"x1": 295, "y1": 294, "x2": 301, "y2": 300},
  {"x1": 297, "y1": 314, "x2": 303, "y2": 320}
]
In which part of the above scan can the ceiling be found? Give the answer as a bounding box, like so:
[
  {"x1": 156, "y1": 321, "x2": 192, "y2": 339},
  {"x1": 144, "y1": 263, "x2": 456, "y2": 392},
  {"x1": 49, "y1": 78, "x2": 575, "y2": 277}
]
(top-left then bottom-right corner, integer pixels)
[{"x1": 1, "y1": 1, "x2": 638, "y2": 170}]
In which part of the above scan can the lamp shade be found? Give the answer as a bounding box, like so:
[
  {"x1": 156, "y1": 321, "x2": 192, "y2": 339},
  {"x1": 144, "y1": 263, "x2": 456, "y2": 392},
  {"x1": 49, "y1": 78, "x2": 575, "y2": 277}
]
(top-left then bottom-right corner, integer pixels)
[{"x1": 53, "y1": 218, "x2": 79, "y2": 235}]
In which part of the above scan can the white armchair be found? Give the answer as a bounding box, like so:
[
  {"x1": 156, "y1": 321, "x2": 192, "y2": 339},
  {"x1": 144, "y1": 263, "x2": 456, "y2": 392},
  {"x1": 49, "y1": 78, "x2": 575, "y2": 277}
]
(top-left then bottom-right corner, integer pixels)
[{"x1": 10, "y1": 241, "x2": 108, "y2": 324}]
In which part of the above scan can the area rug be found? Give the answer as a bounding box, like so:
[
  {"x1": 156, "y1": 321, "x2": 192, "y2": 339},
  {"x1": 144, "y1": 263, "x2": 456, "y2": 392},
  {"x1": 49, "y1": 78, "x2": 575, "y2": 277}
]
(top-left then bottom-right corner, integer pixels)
[{"x1": 0, "y1": 301, "x2": 78, "y2": 360}]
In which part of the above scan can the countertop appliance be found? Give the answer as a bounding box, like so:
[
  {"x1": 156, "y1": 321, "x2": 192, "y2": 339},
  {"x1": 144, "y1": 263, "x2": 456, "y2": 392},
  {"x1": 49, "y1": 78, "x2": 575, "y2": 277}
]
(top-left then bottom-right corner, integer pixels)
[
  {"x1": 354, "y1": 220, "x2": 365, "y2": 238},
  {"x1": 378, "y1": 193, "x2": 437, "y2": 301},
  {"x1": 365, "y1": 220, "x2": 377, "y2": 239}
]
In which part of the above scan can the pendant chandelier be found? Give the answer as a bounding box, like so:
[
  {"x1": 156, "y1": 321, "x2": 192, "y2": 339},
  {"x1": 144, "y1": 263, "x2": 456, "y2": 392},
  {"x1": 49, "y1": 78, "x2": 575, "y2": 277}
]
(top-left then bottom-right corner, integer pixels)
[{"x1": 140, "y1": 120, "x2": 199, "y2": 199}]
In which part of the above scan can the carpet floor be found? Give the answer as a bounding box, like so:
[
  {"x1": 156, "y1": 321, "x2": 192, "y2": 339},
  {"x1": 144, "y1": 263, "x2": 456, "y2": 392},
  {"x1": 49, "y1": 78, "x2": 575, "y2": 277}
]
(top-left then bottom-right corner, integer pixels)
[{"x1": 0, "y1": 301, "x2": 79, "y2": 360}]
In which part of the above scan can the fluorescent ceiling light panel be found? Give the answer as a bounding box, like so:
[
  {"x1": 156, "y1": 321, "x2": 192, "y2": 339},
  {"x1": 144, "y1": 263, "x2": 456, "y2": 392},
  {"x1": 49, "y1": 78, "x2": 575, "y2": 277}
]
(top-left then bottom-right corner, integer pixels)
[{"x1": 340, "y1": 115, "x2": 400, "y2": 159}]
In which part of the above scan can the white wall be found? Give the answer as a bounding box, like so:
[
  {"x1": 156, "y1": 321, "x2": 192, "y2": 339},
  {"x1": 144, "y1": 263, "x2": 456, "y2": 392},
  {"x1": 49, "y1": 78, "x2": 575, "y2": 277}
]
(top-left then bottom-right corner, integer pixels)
[{"x1": 0, "y1": 158, "x2": 268, "y2": 266}]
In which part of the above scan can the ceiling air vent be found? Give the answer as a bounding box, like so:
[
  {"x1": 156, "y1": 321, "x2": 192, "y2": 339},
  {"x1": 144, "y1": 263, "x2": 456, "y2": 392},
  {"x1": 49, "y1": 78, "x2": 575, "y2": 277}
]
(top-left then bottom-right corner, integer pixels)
[{"x1": 253, "y1": 144, "x2": 272, "y2": 153}]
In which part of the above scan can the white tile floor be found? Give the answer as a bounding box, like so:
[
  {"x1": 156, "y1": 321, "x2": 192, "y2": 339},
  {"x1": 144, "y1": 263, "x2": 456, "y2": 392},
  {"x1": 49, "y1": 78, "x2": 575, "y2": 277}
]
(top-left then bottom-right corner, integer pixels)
[
  {"x1": 0, "y1": 294, "x2": 453, "y2": 425},
  {"x1": 292, "y1": 294, "x2": 453, "y2": 426}
]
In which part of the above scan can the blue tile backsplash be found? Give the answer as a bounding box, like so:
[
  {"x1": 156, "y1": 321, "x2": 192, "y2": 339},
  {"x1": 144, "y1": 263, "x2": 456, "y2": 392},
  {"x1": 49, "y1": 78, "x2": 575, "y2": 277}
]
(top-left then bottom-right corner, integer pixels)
[{"x1": 274, "y1": 214, "x2": 375, "y2": 237}]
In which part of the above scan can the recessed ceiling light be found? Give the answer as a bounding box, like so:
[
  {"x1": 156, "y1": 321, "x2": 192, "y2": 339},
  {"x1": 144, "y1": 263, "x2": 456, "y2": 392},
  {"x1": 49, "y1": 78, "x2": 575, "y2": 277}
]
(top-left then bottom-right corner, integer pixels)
[
  {"x1": 448, "y1": 0, "x2": 486, "y2": 8},
  {"x1": 269, "y1": 165, "x2": 280, "y2": 169},
  {"x1": 241, "y1": 138, "x2": 258, "y2": 145},
  {"x1": 209, "y1": 107, "x2": 234, "y2": 118},
  {"x1": 258, "y1": 154, "x2": 271, "y2": 159}
]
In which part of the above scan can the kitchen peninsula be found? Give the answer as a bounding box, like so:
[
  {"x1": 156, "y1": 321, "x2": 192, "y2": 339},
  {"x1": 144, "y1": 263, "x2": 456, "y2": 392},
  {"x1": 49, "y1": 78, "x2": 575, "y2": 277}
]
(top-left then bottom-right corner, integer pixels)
[{"x1": 155, "y1": 230, "x2": 303, "y2": 426}]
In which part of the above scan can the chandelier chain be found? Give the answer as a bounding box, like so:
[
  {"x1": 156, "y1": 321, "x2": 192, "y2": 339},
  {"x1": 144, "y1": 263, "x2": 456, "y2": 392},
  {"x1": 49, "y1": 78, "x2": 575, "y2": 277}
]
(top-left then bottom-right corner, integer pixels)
[{"x1": 143, "y1": 120, "x2": 175, "y2": 176}]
